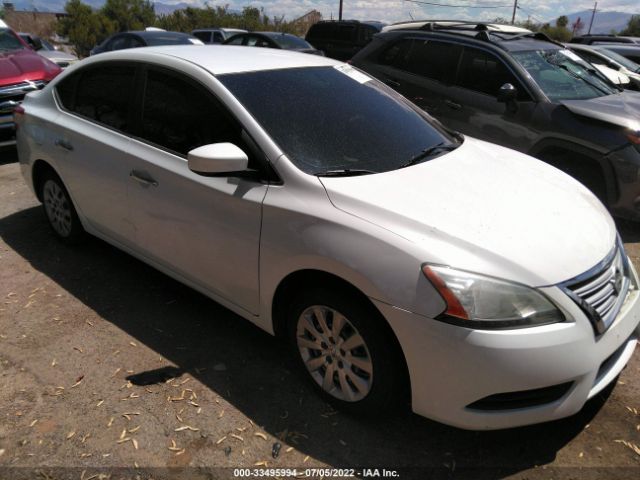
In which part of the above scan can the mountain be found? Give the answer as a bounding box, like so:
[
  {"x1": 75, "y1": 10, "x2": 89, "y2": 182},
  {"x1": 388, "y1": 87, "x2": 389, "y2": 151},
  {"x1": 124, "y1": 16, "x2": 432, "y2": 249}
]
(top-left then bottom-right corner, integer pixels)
[
  {"x1": 551, "y1": 10, "x2": 633, "y2": 34},
  {"x1": 7, "y1": 1, "x2": 195, "y2": 14}
]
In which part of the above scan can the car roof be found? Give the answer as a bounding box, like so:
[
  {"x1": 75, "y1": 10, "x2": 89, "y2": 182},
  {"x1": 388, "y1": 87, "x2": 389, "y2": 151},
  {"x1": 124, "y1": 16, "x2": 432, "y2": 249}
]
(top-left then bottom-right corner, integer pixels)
[
  {"x1": 86, "y1": 45, "x2": 340, "y2": 75},
  {"x1": 383, "y1": 20, "x2": 532, "y2": 34},
  {"x1": 378, "y1": 28, "x2": 562, "y2": 53}
]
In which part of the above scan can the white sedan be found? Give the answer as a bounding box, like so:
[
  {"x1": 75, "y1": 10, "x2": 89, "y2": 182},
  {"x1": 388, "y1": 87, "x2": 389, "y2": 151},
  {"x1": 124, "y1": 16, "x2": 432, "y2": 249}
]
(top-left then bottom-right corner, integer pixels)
[{"x1": 15, "y1": 46, "x2": 640, "y2": 430}]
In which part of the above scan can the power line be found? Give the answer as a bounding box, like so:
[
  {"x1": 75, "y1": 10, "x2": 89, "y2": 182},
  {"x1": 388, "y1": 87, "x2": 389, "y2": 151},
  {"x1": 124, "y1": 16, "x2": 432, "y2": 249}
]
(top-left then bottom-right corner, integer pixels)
[{"x1": 403, "y1": 0, "x2": 513, "y2": 9}]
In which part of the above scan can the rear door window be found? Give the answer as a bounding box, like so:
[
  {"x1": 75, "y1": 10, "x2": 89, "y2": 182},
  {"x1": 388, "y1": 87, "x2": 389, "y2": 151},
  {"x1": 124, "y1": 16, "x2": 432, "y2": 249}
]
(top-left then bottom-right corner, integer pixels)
[
  {"x1": 61, "y1": 65, "x2": 136, "y2": 132},
  {"x1": 192, "y1": 31, "x2": 211, "y2": 43},
  {"x1": 379, "y1": 39, "x2": 415, "y2": 69},
  {"x1": 405, "y1": 40, "x2": 463, "y2": 83}
]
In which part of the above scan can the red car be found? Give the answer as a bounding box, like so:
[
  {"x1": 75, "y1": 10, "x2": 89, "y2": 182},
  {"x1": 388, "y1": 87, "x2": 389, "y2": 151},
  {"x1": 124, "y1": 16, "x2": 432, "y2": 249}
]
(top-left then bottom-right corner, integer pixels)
[{"x1": 0, "y1": 23, "x2": 61, "y2": 147}]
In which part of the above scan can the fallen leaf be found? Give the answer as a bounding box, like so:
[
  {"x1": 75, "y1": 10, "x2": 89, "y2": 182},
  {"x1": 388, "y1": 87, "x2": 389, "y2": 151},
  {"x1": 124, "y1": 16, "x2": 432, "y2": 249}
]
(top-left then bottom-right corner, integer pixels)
[{"x1": 175, "y1": 425, "x2": 199, "y2": 432}]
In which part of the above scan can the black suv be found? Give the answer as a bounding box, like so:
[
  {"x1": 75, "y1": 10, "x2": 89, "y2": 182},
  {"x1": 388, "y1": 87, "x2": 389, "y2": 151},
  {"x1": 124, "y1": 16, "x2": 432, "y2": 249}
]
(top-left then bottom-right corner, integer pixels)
[
  {"x1": 352, "y1": 21, "x2": 640, "y2": 220},
  {"x1": 305, "y1": 20, "x2": 385, "y2": 61}
]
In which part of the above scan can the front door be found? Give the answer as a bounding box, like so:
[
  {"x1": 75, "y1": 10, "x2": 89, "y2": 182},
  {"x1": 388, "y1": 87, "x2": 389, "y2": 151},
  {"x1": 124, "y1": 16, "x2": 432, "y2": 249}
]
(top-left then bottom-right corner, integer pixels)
[
  {"x1": 127, "y1": 67, "x2": 268, "y2": 315},
  {"x1": 441, "y1": 46, "x2": 539, "y2": 153}
]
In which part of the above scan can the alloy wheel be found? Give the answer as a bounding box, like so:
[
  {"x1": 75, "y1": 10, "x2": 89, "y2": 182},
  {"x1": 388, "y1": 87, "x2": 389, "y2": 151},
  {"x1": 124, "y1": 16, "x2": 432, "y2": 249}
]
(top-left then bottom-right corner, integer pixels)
[
  {"x1": 296, "y1": 305, "x2": 373, "y2": 402},
  {"x1": 43, "y1": 180, "x2": 72, "y2": 237}
]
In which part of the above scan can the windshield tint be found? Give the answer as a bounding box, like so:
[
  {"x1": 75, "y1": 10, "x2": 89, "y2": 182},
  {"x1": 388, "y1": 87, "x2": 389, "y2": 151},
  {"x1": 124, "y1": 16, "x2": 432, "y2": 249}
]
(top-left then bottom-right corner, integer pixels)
[
  {"x1": 220, "y1": 66, "x2": 455, "y2": 175},
  {"x1": 595, "y1": 47, "x2": 640, "y2": 72},
  {"x1": 0, "y1": 28, "x2": 26, "y2": 51},
  {"x1": 512, "y1": 49, "x2": 618, "y2": 100}
]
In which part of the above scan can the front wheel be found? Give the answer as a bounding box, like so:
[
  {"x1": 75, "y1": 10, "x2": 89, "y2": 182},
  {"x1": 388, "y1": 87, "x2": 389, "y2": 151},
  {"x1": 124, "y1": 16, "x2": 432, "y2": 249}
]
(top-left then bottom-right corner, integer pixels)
[{"x1": 287, "y1": 288, "x2": 403, "y2": 415}]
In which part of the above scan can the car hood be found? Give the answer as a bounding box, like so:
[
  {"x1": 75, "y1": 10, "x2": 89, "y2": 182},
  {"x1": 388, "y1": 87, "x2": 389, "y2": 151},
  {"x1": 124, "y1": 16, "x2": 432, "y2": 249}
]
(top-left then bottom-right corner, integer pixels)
[
  {"x1": 38, "y1": 50, "x2": 78, "y2": 62},
  {"x1": 320, "y1": 138, "x2": 616, "y2": 287},
  {"x1": 0, "y1": 48, "x2": 60, "y2": 86},
  {"x1": 561, "y1": 91, "x2": 640, "y2": 129}
]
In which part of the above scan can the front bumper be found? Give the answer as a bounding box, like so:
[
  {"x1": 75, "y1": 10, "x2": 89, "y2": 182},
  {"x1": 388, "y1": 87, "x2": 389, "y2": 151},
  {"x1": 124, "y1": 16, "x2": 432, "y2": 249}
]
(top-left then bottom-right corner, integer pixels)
[{"x1": 374, "y1": 259, "x2": 640, "y2": 430}]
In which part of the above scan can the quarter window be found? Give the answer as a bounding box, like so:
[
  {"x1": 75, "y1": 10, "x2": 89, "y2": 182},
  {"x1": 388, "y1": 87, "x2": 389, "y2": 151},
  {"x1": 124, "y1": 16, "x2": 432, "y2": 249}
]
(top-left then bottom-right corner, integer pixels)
[
  {"x1": 64, "y1": 65, "x2": 136, "y2": 132},
  {"x1": 139, "y1": 69, "x2": 242, "y2": 156}
]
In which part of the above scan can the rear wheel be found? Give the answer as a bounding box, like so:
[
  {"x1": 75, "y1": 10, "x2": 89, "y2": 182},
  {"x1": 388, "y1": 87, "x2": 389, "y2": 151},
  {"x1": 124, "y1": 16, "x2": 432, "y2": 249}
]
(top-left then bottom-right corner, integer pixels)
[
  {"x1": 287, "y1": 287, "x2": 402, "y2": 414},
  {"x1": 40, "y1": 171, "x2": 85, "y2": 244}
]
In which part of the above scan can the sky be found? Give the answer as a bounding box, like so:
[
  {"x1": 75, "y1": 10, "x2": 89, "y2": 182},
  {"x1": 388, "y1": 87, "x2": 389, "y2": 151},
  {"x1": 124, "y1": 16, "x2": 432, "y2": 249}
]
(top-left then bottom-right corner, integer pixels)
[{"x1": 153, "y1": 0, "x2": 639, "y2": 24}]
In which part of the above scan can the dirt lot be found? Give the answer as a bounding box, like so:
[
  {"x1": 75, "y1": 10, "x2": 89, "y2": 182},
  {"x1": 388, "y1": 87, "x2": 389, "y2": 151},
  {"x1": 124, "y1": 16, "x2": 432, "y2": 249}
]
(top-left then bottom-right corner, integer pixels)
[{"x1": 1, "y1": 147, "x2": 640, "y2": 480}]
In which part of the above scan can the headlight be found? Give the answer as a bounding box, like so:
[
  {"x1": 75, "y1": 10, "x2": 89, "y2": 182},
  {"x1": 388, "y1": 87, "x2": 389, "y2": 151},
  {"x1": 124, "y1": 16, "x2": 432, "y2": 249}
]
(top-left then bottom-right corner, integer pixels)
[{"x1": 422, "y1": 264, "x2": 565, "y2": 329}]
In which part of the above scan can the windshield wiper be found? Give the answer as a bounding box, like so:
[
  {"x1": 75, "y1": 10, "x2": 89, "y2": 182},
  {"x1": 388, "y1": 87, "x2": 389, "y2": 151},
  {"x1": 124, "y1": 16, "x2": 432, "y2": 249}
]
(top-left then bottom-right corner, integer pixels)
[
  {"x1": 553, "y1": 62, "x2": 611, "y2": 95},
  {"x1": 315, "y1": 168, "x2": 377, "y2": 177},
  {"x1": 400, "y1": 143, "x2": 458, "y2": 169}
]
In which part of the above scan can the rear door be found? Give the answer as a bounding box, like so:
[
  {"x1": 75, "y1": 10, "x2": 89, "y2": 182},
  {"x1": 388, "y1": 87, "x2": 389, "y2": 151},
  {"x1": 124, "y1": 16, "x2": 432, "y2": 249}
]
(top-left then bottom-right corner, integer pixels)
[
  {"x1": 444, "y1": 46, "x2": 539, "y2": 152},
  {"x1": 126, "y1": 66, "x2": 268, "y2": 315},
  {"x1": 52, "y1": 63, "x2": 138, "y2": 245}
]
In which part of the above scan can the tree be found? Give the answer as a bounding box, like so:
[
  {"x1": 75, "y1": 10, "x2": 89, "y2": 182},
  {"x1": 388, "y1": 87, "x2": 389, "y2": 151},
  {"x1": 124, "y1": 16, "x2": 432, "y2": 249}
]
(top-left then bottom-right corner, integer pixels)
[
  {"x1": 556, "y1": 15, "x2": 569, "y2": 28},
  {"x1": 58, "y1": 0, "x2": 116, "y2": 57},
  {"x1": 102, "y1": 0, "x2": 155, "y2": 32},
  {"x1": 621, "y1": 15, "x2": 640, "y2": 36}
]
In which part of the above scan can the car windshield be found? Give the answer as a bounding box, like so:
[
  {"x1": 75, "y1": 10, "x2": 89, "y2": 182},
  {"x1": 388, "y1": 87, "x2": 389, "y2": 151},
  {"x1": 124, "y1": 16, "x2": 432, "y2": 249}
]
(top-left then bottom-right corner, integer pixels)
[
  {"x1": 267, "y1": 34, "x2": 312, "y2": 50},
  {"x1": 219, "y1": 66, "x2": 456, "y2": 175},
  {"x1": 594, "y1": 47, "x2": 640, "y2": 72},
  {"x1": 512, "y1": 49, "x2": 618, "y2": 100},
  {"x1": 0, "y1": 28, "x2": 26, "y2": 52}
]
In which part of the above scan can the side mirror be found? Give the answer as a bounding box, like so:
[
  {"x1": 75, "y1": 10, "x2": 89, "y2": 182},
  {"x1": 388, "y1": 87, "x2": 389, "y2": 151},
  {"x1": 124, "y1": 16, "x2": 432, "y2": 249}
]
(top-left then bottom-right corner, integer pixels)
[
  {"x1": 188, "y1": 143, "x2": 248, "y2": 175},
  {"x1": 497, "y1": 83, "x2": 518, "y2": 103}
]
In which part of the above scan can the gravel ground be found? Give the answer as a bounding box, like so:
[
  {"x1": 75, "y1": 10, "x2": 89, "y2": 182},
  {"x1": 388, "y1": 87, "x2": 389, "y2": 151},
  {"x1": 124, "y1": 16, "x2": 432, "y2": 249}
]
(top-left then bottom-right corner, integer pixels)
[{"x1": 1, "y1": 147, "x2": 639, "y2": 480}]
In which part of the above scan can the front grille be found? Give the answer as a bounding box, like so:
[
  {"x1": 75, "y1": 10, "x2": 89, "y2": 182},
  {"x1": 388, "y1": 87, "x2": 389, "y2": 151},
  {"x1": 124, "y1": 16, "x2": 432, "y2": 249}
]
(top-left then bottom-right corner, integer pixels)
[
  {"x1": 0, "y1": 80, "x2": 47, "y2": 103},
  {"x1": 562, "y1": 243, "x2": 631, "y2": 335}
]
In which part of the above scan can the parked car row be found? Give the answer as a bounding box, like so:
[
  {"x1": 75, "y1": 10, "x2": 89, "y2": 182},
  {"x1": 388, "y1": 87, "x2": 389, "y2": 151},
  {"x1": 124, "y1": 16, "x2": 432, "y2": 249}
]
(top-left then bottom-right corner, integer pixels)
[{"x1": 14, "y1": 42, "x2": 640, "y2": 431}]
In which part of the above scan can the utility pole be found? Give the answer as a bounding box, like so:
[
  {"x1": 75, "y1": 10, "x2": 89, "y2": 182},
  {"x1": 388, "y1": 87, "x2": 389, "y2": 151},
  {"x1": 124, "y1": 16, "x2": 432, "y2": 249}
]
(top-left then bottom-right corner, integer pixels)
[
  {"x1": 339, "y1": 0, "x2": 343, "y2": 21},
  {"x1": 511, "y1": 0, "x2": 518, "y2": 25},
  {"x1": 587, "y1": 1, "x2": 597, "y2": 35}
]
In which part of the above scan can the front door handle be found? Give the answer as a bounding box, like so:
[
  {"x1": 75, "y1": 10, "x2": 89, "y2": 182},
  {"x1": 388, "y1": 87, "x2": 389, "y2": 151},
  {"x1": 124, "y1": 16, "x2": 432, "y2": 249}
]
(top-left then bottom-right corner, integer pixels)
[
  {"x1": 444, "y1": 100, "x2": 462, "y2": 110},
  {"x1": 130, "y1": 170, "x2": 158, "y2": 187},
  {"x1": 54, "y1": 138, "x2": 73, "y2": 151}
]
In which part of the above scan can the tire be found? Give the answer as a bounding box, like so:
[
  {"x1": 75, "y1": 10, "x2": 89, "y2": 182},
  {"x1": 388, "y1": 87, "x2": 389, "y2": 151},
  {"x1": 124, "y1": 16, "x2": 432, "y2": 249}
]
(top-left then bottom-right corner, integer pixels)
[
  {"x1": 39, "y1": 170, "x2": 85, "y2": 244},
  {"x1": 287, "y1": 287, "x2": 402, "y2": 415}
]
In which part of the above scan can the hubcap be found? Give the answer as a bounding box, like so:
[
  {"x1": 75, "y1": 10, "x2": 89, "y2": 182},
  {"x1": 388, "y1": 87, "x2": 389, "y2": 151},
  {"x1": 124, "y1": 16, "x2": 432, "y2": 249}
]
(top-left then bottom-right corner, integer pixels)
[
  {"x1": 43, "y1": 180, "x2": 72, "y2": 237},
  {"x1": 296, "y1": 305, "x2": 373, "y2": 402}
]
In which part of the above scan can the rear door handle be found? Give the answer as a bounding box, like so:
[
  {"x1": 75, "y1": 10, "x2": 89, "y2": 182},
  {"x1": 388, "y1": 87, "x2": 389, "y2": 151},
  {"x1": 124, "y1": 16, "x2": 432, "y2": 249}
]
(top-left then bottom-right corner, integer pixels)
[
  {"x1": 130, "y1": 170, "x2": 158, "y2": 187},
  {"x1": 444, "y1": 100, "x2": 462, "y2": 110},
  {"x1": 54, "y1": 138, "x2": 73, "y2": 151}
]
